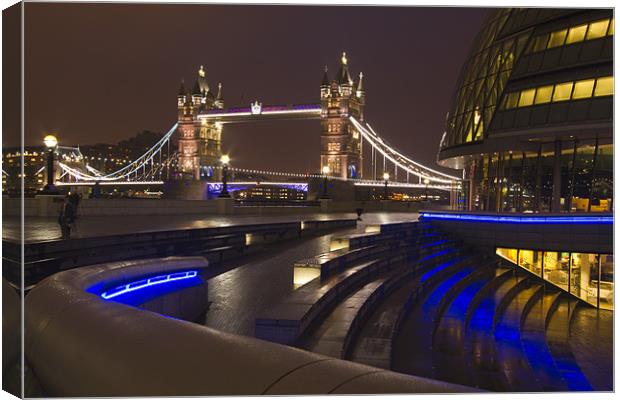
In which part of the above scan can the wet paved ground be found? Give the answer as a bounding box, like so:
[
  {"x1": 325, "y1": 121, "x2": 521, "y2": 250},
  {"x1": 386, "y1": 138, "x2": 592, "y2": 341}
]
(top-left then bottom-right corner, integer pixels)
[
  {"x1": 202, "y1": 213, "x2": 419, "y2": 336},
  {"x1": 3, "y1": 212, "x2": 384, "y2": 243}
]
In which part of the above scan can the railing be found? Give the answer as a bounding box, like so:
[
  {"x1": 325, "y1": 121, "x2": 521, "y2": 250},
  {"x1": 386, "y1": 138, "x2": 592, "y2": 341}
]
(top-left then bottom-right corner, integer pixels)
[{"x1": 24, "y1": 256, "x2": 476, "y2": 396}]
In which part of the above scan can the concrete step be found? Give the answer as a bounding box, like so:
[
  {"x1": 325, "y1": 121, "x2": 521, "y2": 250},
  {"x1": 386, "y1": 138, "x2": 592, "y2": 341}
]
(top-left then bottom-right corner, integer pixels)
[
  {"x1": 464, "y1": 272, "x2": 528, "y2": 391},
  {"x1": 520, "y1": 290, "x2": 567, "y2": 391},
  {"x1": 493, "y1": 281, "x2": 544, "y2": 391},
  {"x1": 394, "y1": 265, "x2": 480, "y2": 379},
  {"x1": 566, "y1": 305, "x2": 612, "y2": 390}
]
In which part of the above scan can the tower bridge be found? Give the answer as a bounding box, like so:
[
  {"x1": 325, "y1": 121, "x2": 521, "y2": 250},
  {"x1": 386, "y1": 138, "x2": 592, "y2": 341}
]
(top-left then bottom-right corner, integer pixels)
[{"x1": 56, "y1": 52, "x2": 461, "y2": 195}]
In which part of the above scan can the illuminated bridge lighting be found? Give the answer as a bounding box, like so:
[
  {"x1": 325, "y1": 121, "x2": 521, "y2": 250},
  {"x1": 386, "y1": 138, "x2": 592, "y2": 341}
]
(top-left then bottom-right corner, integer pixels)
[
  {"x1": 198, "y1": 104, "x2": 321, "y2": 120},
  {"x1": 100, "y1": 270, "x2": 199, "y2": 300},
  {"x1": 207, "y1": 182, "x2": 309, "y2": 193},
  {"x1": 420, "y1": 212, "x2": 614, "y2": 224},
  {"x1": 353, "y1": 181, "x2": 452, "y2": 191},
  {"x1": 55, "y1": 181, "x2": 164, "y2": 186}
]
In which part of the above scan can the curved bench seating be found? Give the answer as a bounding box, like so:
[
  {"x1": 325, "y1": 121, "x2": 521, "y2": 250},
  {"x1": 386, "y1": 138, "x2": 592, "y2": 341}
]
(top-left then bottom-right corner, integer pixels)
[
  {"x1": 341, "y1": 266, "x2": 413, "y2": 359},
  {"x1": 260, "y1": 221, "x2": 459, "y2": 346},
  {"x1": 256, "y1": 251, "x2": 406, "y2": 345},
  {"x1": 24, "y1": 256, "x2": 473, "y2": 396}
]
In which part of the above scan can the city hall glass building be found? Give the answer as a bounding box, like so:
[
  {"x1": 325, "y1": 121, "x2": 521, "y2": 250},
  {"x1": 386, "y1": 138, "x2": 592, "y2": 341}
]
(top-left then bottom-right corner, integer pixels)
[{"x1": 437, "y1": 9, "x2": 613, "y2": 310}]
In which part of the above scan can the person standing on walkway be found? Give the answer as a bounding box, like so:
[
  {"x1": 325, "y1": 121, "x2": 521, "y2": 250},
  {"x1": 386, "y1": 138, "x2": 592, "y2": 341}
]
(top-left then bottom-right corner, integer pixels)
[{"x1": 58, "y1": 195, "x2": 76, "y2": 240}]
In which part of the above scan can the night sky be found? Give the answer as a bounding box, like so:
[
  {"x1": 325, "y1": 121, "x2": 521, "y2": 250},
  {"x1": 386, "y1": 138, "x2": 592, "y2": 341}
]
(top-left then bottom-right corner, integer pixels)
[{"x1": 20, "y1": 3, "x2": 489, "y2": 173}]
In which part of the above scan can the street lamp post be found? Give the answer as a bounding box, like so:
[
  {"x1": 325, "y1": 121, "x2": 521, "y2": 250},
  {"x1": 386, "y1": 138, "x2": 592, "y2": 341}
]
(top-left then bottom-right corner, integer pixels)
[
  {"x1": 321, "y1": 165, "x2": 331, "y2": 199},
  {"x1": 42, "y1": 134, "x2": 59, "y2": 194},
  {"x1": 219, "y1": 154, "x2": 231, "y2": 198},
  {"x1": 424, "y1": 178, "x2": 430, "y2": 201},
  {"x1": 383, "y1": 172, "x2": 390, "y2": 200}
]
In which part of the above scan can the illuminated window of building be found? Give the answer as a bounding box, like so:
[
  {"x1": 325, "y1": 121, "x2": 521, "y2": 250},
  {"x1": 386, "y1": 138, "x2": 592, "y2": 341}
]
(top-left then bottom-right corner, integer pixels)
[
  {"x1": 566, "y1": 24, "x2": 588, "y2": 44},
  {"x1": 594, "y1": 76, "x2": 614, "y2": 96},
  {"x1": 570, "y1": 252, "x2": 599, "y2": 306},
  {"x1": 599, "y1": 254, "x2": 614, "y2": 310},
  {"x1": 608, "y1": 18, "x2": 614, "y2": 35},
  {"x1": 552, "y1": 82, "x2": 573, "y2": 101},
  {"x1": 534, "y1": 85, "x2": 553, "y2": 104},
  {"x1": 518, "y1": 88, "x2": 535, "y2": 107},
  {"x1": 572, "y1": 79, "x2": 595, "y2": 99},
  {"x1": 519, "y1": 249, "x2": 542, "y2": 276},
  {"x1": 543, "y1": 251, "x2": 570, "y2": 291},
  {"x1": 531, "y1": 34, "x2": 549, "y2": 52},
  {"x1": 586, "y1": 19, "x2": 610, "y2": 40},
  {"x1": 327, "y1": 143, "x2": 340, "y2": 152},
  {"x1": 504, "y1": 92, "x2": 520, "y2": 109},
  {"x1": 496, "y1": 247, "x2": 518, "y2": 264},
  {"x1": 547, "y1": 29, "x2": 567, "y2": 48}
]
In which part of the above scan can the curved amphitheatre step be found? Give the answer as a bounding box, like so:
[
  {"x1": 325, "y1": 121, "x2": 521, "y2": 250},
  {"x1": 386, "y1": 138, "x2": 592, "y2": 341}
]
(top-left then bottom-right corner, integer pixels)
[
  {"x1": 339, "y1": 240, "x2": 467, "y2": 361},
  {"x1": 565, "y1": 304, "x2": 612, "y2": 391},
  {"x1": 493, "y1": 281, "x2": 544, "y2": 391},
  {"x1": 299, "y1": 271, "x2": 395, "y2": 358},
  {"x1": 463, "y1": 270, "x2": 528, "y2": 391},
  {"x1": 391, "y1": 264, "x2": 485, "y2": 380},
  {"x1": 519, "y1": 289, "x2": 568, "y2": 391},
  {"x1": 255, "y1": 255, "x2": 403, "y2": 345},
  {"x1": 545, "y1": 298, "x2": 593, "y2": 390},
  {"x1": 255, "y1": 221, "x2": 433, "y2": 346},
  {"x1": 429, "y1": 267, "x2": 498, "y2": 387},
  {"x1": 295, "y1": 237, "x2": 465, "y2": 360},
  {"x1": 389, "y1": 253, "x2": 481, "y2": 369}
]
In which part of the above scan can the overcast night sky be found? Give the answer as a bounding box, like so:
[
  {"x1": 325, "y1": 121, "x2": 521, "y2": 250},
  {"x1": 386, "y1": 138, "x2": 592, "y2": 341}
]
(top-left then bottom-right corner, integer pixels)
[{"x1": 18, "y1": 3, "x2": 489, "y2": 173}]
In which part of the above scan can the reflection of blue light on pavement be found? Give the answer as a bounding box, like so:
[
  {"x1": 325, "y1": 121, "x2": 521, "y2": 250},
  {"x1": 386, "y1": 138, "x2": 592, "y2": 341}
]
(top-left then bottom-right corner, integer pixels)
[
  {"x1": 420, "y1": 212, "x2": 613, "y2": 224},
  {"x1": 100, "y1": 270, "x2": 198, "y2": 300}
]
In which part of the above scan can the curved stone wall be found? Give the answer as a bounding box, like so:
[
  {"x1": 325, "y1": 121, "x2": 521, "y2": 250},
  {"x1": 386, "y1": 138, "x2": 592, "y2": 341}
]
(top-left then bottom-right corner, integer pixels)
[{"x1": 24, "y1": 256, "x2": 474, "y2": 396}]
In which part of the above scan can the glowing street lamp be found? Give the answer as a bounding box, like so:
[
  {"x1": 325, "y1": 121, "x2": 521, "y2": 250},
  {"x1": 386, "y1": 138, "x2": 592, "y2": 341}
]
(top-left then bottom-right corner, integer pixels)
[
  {"x1": 219, "y1": 154, "x2": 231, "y2": 198},
  {"x1": 424, "y1": 178, "x2": 430, "y2": 201},
  {"x1": 321, "y1": 165, "x2": 331, "y2": 199},
  {"x1": 383, "y1": 172, "x2": 390, "y2": 200},
  {"x1": 42, "y1": 134, "x2": 59, "y2": 194}
]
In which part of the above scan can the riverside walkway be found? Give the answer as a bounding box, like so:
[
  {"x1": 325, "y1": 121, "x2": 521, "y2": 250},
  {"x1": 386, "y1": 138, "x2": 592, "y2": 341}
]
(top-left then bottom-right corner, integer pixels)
[{"x1": 3, "y1": 213, "x2": 373, "y2": 243}]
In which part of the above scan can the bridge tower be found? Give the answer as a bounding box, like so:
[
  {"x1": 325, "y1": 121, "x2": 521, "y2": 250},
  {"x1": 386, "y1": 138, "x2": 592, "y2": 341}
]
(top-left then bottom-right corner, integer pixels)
[
  {"x1": 176, "y1": 66, "x2": 224, "y2": 180},
  {"x1": 320, "y1": 52, "x2": 365, "y2": 179}
]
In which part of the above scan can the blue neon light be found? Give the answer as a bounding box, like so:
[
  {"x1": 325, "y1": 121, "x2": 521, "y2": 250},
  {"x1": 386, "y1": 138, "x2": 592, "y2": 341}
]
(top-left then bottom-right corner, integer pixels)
[
  {"x1": 100, "y1": 270, "x2": 198, "y2": 300},
  {"x1": 421, "y1": 212, "x2": 613, "y2": 224}
]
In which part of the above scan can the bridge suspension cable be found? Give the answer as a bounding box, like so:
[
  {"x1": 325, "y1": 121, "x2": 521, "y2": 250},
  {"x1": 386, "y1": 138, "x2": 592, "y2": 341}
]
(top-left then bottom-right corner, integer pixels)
[
  {"x1": 349, "y1": 117, "x2": 460, "y2": 184},
  {"x1": 58, "y1": 123, "x2": 178, "y2": 182}
]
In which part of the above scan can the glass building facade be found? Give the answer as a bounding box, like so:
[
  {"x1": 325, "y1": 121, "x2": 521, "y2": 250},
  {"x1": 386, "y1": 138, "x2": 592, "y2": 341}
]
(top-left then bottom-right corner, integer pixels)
[
  {"x1": 497, "y1": 247, "x2": 613, "y2": 310},
  {"x1": 438, "y1": 9, "x2": 613, "y2": 214}
]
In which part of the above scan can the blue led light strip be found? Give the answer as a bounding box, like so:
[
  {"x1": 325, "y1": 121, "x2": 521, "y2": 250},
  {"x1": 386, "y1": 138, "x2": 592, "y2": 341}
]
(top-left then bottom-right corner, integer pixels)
[
  {"x1": 421, "y1": 213, "x2": 613, "y2": 224},
  {"x1": 100, "y1": 270, "x2": 199, "y2": 300}
]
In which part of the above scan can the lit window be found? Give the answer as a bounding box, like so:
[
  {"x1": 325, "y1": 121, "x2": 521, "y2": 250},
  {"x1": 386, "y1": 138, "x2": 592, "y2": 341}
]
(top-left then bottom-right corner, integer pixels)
[
  {"x1": 547, "y1": 29, "x2": 567, "y2": 48},
  {"x1": 566, "y1": 24, "x2": 587, "y2": 44},
  {"x1": 552, "y1": 82, "x2": 573, "y2": 101},
  {"x1": 608, "y1": 18, "x2": 614, "y2": 35},
  {"x1": 586, "y1": 19, "x2": 610, "y2": 40},
  {"x1": 534, "y1": 85, "x2": 553, "y2": 104},
  {"x1": 594, "y1": 76, "x2": 613, "y2": 96},
  {"x1": 518, "y1": 88, "x2": 536, "y2": 107},
  {"x1": 504, "y1": 92, "x2": 520, "y2": 109},
  {"x1": 531, "y1": 34, "x2": 549, "y2": 52},
  {"x1": 572, "y1": 79, "x2": 595, "y2": 99}
]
